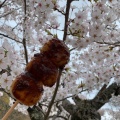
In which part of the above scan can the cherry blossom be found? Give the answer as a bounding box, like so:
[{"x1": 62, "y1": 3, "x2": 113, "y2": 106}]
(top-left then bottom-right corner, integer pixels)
[
  {"x1": 0, "y1": 0, "x2": 120, "y2": 119},
  {"x1": 0, "y1": 48, "x2": 5, "y2": 59},
  {"x1": 0, "y1": 73, "x2": 13, "y2": 89},
  {"x1": 0, "y1": 92, "x2": 3, "y2": 97},
  {"x1": 0, "y1": 57, "x2": 8, "y2": 69}
]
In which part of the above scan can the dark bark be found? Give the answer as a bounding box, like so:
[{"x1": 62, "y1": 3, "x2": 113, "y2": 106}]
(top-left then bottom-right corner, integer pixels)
[
  {"x1": 62, "y1": 82, "x2": 120, "y2": 120},
  {"x1": 93, "y1": 83, "x2": 120, "y2": 110},
  {"x1": 63, "y1": 0, "x2": 73, "y2": 41},
  {"x1": 27, "y1": 106, "x2": 44, "y2": 120},
  {"x1": 1, "y1": 77, "x2": 120, "y2": 120},
  {"x1": 62, "y1": 98, "x2": 101, "y2": 120},
  {"x1": 27, "y1": 82, "x2": 120, "y2": 120},
  {"x1": 62, "y1": 99, "x2": 76, "y2": 115}
]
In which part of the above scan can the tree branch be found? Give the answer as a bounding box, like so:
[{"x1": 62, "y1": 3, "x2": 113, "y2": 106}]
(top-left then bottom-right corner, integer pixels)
[
  {"x1": 63, "y1": 0, "x2": 73, "y2": 41},
  {"x1": 95, "y1": 41, "x2": 120, "y2": 47},
  {"x1": 54, "y1": 88, "x2": 88, "y2": 103},
  {"x1": 54, "y1": 7, "x2": 65, "y2": 15},
  {"x1": 62, "y1": 82, "x2": 120, "y2": 120},
  {"x1": 62, "y1": 99, "x2": 76, "y2": 115},
  {"x1": 0, "y1": 6, "x2": 22, "y2": 18},
  {"x1": 22, "y1": 0, "x2": 28, "y2": 64},
  {"x1": 93, "y1": 82, "x2": 120, "y2": 110},
  {"x1": 23, "y1": 38, "x2": 28, "y2": 64},
  {"x1": 44, "y1": 69, "x2": 63, "y2": 120},
  {"x1": 0, "y1": 33, "x2": 22, "y2": 44},
  {"x1": 0, "y1": 0, "x2": 7, "y2": 8},
  {"x1": 63, "y1": 96, "x2": 101, "y2": 120},
  {"x1": 23, "y1": 0, "x2": 27, "y2": 14},
  {"x1": 27, "y1": 106, "x2": 44, "y2": 120},
  {"x1": 0, "y1": 10, "x2": 15, "y2": 18},
  {"x1": 49, "y1": 115, "x2": 68, "y2": 120},
  {"x1": 95, "y1": 84, "x2": 107, "y2": 98}
]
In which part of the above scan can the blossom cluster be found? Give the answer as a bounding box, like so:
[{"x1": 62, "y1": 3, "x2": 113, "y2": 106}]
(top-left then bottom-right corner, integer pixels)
[
  {"x1": 0, "y1": 0, "x2": 120, "y2": 119},
  {"x1": 0, "y1": 41, "x2": 23, "y2": 90}
]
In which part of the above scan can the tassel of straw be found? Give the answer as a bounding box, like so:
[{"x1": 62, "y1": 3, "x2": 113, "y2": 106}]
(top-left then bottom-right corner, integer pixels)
[{"x1": 2, "y1": 100, "x2": 19, "y2": 120}]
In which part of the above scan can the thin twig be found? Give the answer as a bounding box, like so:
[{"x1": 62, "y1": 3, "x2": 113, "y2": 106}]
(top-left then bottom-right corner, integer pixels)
[
  {"x1": 0, "y1": 33, "x2": 22, "y2": 44},
  {"x1": 69, "y1": 47, "x2": 76, "y2": 52},
  {"x1": 0, "y1": 11, "x2": 14, "y2": 18},
  {"x1": 38, "y1": 103, "x2": 49, "y2": 107},
  {"x1": 12, "y1": 23, "x2": 20, "y2": 31},
  {"x1": 0, "y1": 0, "x2": 7, "y2": 8},
  {"x1": 95, "y1": 41, "x2": 120, "y2": 47},
  {"x1": 54, "y1": 89, "x2": 88, "y2": 103},
  {"x1": 54, "y1": 7, "x2": 65, "y2": 15},
  {"x1": 44, "y1": 69, "x2": 63, "y2": 120},
  {"x1": 45, "y1": 23, "x2": 64, "y2": 31},
  {"x1": 0, "y1": 7, "x2": 21, "y2": 18}
]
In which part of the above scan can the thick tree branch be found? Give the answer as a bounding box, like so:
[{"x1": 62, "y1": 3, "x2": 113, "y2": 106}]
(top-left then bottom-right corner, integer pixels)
[
  {"x1": 62, "y1": 82, "x2": 120, "y2": 120},
  {"x1": 44, "y1": 69, "x2": 63, "y2": 120},
  {"x1": 63, "y1": 96, "x2": 101, "y2": 120},
  {"x1": 62, "y1": 99, "x2": 76, "y2": 115},
  {"x1": 95, "y1": 84, "x2": 107, "y2": 98},
  {"x1": 93, "y1": 82, "x2": 120, "y2": 110}
]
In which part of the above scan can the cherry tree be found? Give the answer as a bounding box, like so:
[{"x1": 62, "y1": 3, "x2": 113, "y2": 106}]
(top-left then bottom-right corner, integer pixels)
[{"x1": 0, "y1": 0, "x2": 120, "y2": 119}]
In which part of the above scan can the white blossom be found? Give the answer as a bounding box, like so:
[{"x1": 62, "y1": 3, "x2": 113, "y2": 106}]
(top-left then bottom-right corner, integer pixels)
[{"x1": 0, "y1": 73, "x2": 13, "y2": 89}]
